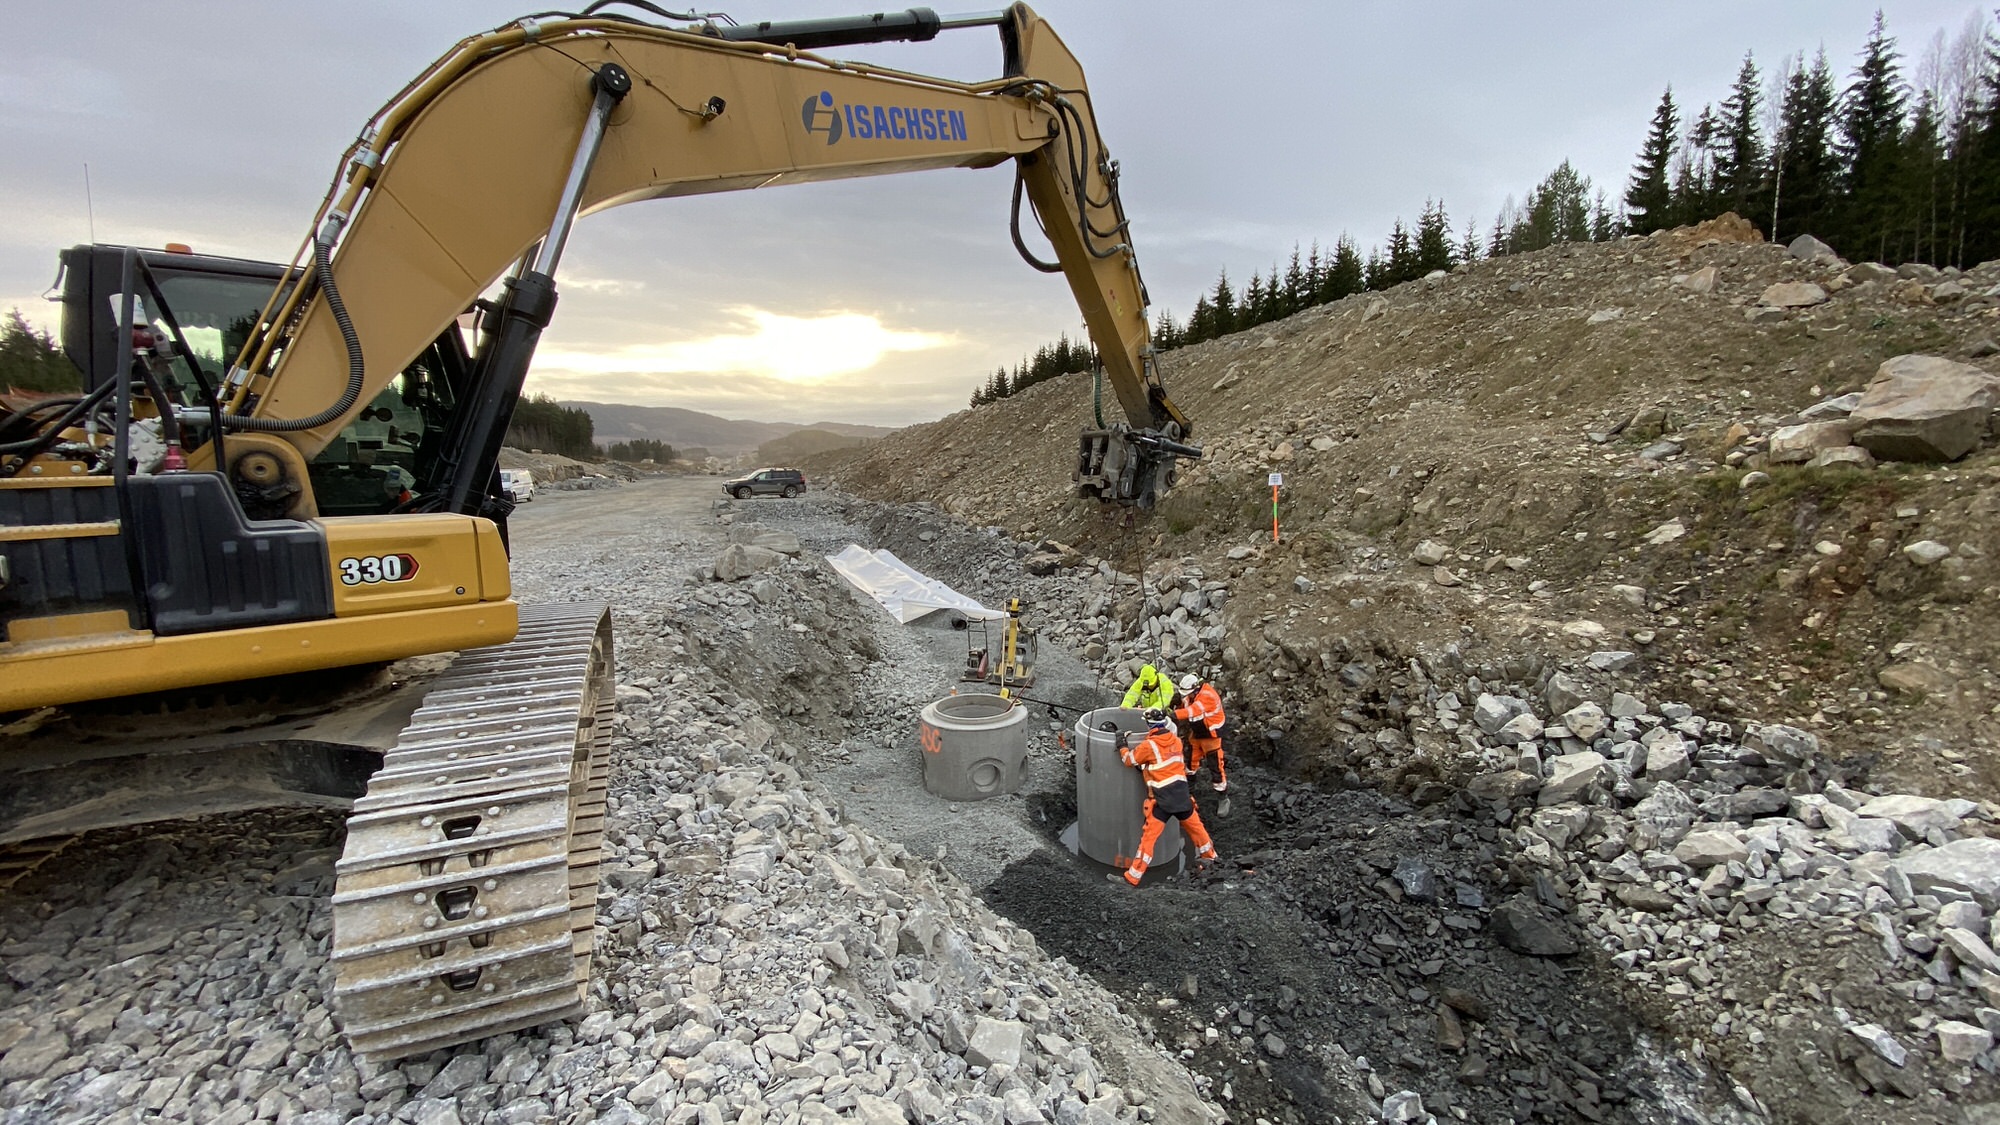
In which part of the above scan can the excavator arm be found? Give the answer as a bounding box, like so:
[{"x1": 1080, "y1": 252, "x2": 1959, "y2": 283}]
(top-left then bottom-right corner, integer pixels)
[{"x1": 212, "y1": 3, "x2": 1196, "y2": 516}]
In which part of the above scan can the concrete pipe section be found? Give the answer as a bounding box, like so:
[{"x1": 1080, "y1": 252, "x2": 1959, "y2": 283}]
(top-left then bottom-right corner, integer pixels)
[
  {"x1": 917, "y1": 692, "x2": 1028, "y2": 801},
  {"x1": 1061, "y1": 706, "x2": 1182, "y2": 871}
]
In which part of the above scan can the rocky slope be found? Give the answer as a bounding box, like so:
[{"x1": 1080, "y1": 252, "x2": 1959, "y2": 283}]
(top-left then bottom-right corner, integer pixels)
[
  {"x1": 810, "y1": 469, "x2": 2000, "y2": 1123},
  {"x1": 818, "y1": 217, "x2": 2000, "y2": 799}
]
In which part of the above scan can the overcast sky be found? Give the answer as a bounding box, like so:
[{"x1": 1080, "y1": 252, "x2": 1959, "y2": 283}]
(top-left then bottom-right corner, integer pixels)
[{"x1": 2, "y1": 2, "x2": 1985, "y2": 426}]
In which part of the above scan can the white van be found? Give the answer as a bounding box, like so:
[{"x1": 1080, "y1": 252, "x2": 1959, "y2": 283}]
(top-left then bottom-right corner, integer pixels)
[{"x1": 500, "y1": 469, "x2": 536, "y2": 503}]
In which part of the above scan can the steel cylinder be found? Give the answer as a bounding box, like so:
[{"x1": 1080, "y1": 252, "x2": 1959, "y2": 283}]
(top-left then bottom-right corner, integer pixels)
[
  {"x1": 917, "y1": 692, "x2": 1028, "y2": 801},
  {"x1": 1071, "y1": 707, "x2": 1182, "y2": 869}
]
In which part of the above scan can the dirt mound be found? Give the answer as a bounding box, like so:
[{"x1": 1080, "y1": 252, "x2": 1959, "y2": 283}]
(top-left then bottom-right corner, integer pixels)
[
  {"x1": 497, "y1": 446, "x2": 641, "y2": 484},
  {"x1": 819, "y1": 224, "x2": 2000, "y2": 799}
]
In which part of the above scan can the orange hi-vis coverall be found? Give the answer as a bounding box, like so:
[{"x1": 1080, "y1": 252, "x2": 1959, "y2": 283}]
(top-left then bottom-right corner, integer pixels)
[
  {"x1": 1119, "y1": 725, "x2": 1216, "y2": 886},
  {"x1": 1174, "y1": 682, "x2": 1228, "y2": 791}
]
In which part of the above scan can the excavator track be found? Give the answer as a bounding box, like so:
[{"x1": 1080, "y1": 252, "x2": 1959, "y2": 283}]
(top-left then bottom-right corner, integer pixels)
[
  {"x1": 0, "y1": 835, "x2": 77, "y2": 893},
  {"x1": 329, "y1": 603, "x2": 614, "y2": 1060}
]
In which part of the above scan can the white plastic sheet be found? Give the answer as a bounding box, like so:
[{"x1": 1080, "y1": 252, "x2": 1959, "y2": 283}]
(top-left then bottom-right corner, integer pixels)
[{"x1": 826, "y1": 544, "x2": 1002, "y2": 624}]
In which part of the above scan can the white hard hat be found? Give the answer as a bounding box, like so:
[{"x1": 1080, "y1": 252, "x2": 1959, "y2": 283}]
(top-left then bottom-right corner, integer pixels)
[{"x1": 1179, "y1": 674, "x2": 1200, "y2": 692}]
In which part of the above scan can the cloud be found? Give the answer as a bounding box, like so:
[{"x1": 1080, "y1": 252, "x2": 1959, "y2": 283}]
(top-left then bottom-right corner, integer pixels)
[
  {"x1": 533, "y1": 307, "x2": 954, "y2": 383},
  {"x1": 559, "y1": 275, "x2": 644, "y2": 296}
]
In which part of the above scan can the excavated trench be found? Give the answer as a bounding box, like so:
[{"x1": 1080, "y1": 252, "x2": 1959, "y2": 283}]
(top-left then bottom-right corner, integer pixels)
[{"x1": 745, "y1": 492, "x2": 1740, "y2": 1125}]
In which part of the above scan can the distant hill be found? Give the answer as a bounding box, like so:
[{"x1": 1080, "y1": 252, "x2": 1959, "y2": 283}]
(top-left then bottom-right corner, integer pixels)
[
  {"x1": 563, "y1": 401, "x2": 892, "y2": 458},
  {"x1": 755, "y1": 428, "x2": 876, "y2": 466}
]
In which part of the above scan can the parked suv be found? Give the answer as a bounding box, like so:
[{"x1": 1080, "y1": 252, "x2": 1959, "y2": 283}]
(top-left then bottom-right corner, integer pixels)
[{"x1": 723, "y1": 467, "x2": 806, "y2": 499}]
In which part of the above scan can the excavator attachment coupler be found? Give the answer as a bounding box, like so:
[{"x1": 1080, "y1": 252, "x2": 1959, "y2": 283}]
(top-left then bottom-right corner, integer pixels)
[{"x1": 1075, "y1": 425, "x2": 1201, "y2": 510}]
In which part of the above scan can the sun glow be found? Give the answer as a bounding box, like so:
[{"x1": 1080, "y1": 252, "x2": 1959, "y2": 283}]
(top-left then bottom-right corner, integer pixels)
[{"x1": 534, "y1": 307, "x2": 952, "y2": 383}]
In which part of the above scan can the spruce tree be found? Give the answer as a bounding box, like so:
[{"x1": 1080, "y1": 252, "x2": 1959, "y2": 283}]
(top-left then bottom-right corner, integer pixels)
[
  {"x1": 1240, "y1": 273, "x2": 1265, "y2": 328},
  {"x1": 1772, "y1": 50, "x2": 1841, "y2": 245},
  {"x1": 1208, "y1": 269, "x2": 1236, "y2": 337},
  {"x1": 1901, "y1": 92, "x2": 1944, "y2": 263},
  {"x1": 1964, "y1": 33, "x2": 2000, "y2": 264},
  {"x1": 1414, "y1": 200, "x2": 1455, "y2": 273},
  {"x1": 1327, "y1": 236, "x2": 1365, "y2": 300},
  {"x1": 1837, "y1": 12, "x2": 1909, "y2": 261},
  {"x1": 1671, "y1": 105, "x2": 1722, "y2": 224},
  {"x1": 1716, "y1": 54, "x2": 1768, "y2": 219},
  {"x1": 1589, "y1": 189, "x2": 1616, "y2": 241},
  {"x1": 1282, "y1": 246, "x2": 1307, "y2": 317},
  {"x1": 1186, "y1": 294, "x2": 1214, "y2": 343},
  {"x1": 1625, "y1": 87, "x2": 1679, "y2": 234},
  {"x1": 1383, "y1": 219, "x2": 1416, "y2": 286},
  {"x1": 1458, "y1": 217, "x2": 1481, "y2": 264}
]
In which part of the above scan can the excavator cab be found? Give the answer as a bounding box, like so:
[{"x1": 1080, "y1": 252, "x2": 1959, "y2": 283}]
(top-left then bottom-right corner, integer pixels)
[{"x1": 51, "y1": 245, "x2": 483, "y2": 521}]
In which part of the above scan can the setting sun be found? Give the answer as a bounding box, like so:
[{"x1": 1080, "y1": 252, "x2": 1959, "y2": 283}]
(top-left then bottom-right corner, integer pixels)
[{"x1": 534, "y1": 307, "x2": 953, "y2": 384}]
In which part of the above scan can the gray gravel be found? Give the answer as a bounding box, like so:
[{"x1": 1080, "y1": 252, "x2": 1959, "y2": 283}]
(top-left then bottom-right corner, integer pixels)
[{"x1": 0, "y1": 477, "x2": 1218, "y2": 1125}]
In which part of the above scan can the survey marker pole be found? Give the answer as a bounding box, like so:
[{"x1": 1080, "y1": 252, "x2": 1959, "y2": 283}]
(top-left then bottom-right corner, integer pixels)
[{"x1": 1269, "y1": 472, "x2": 1283, "y2": 543}]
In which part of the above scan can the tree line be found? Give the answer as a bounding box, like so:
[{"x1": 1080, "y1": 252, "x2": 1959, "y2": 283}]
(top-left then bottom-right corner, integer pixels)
[
  {"x1": 0, "y1": 310, "x2": 81, "y2": 393},
  {"x1": 967, "y1": 332, "x2": 1098, "y2": 406},
  {"x1": 504, "y1": 393, "x2": 596, "y2": 459},
  {"x1": 603, "y1": 437, "x2": 676, "y2": 462},
  {"x1": 1624, "y1": 11, "x2": 1998, "y2": 267},
  {"x1": 969, "y1": 153, "x2": 1616, "y2": 410},
  {"x1": 970, "y1": 8, "x2": 1997, "y2": 410}
]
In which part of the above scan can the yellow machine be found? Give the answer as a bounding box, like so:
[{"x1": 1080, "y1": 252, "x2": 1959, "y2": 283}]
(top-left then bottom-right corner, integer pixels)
[
  {"x1": 0, "y1": 4, "x2": 1198, "y2": 1058},
  {"x1": 960, "y1": 597, "x2": 1038, "y2": 693}
]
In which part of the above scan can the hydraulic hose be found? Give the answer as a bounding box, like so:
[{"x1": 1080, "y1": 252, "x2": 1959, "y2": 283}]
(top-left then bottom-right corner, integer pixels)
[
  {"x1": 222, "y1": 238, "x2": 366, "y2": 433},
  {"x1": 0, "y1": 382, "x2": 120, "y2": 474},
  {"x1": 1009, "y1": 169, "x2": 1063, "y2": 274}
]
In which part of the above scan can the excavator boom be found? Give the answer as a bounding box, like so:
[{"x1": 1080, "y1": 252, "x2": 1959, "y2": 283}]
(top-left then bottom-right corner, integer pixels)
[{"x1": 215, "y1": 3, "x2": 1193, "y2": 518}]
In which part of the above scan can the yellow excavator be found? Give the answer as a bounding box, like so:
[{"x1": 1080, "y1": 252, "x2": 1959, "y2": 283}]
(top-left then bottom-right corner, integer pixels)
[{"x1": 0, "y1": 3, "x2": 1198, "y2": 1059}]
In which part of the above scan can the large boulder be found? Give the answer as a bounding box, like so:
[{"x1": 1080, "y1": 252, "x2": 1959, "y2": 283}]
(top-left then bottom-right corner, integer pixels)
[
  {"x1": 1760, "y1": 281, "x2": 1829, "y2": 308},
  {"x1": 1490, "y1": 894, "x2": 1578, "y2": 956},
  {"x1": 1766, "y1": 420, "x2": 1857, "y2": 464},
  {"x1": 1848, "y1": 354, "x2": 2000, "y2": 462},
  {"x1": 1892, "y1": 837, "x2": 2000, "y2": 909},
  {"x1": 1543, "y1": 672, "x2": 1591, "y2": 716},
  {"x1": 1472, "y1": 694, "x2": 1534, "y2": 735},
  {"x1": 1538, "y1": 752, "x2": 1607, "y2": 806},
  {"x1": 1674, "y1": 829, "x2": 1750, "y2": 868},
  {"x1": 1858, "y1": 794, "x2": 1962, "y2": 838},
  {"x1": 1744, "y1": 723, "x2": 1818, "y2": 766},
  {"x1": 713, "y1": 543, "x2": 783, "y2": 581},
  {"x1": 1467, "y1": 770, "x2": 1541, "y2": 802},
  {"x1": 726, "y1": 523, "x2": 802, "y2": 556},
  {"x1": 1631, "y1": 783, "x2": 1698, "y2": 847}
]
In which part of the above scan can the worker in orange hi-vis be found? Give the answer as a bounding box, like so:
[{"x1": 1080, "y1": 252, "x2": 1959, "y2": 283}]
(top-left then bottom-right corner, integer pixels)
[
  {"x1": 1173, "y1": 673, "x2": 1229, "y2": 792},
  {"x1": 1117, "y1": 708, "x2": 1217, "y2": 886}
]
